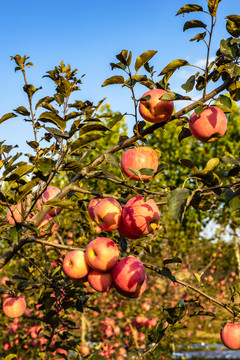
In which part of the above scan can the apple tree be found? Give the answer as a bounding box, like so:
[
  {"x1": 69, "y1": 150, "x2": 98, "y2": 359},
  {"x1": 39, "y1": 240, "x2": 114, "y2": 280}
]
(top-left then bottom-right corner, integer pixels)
[{"x1": 0, "y1": 0, "x2": 240, "y2": 359}]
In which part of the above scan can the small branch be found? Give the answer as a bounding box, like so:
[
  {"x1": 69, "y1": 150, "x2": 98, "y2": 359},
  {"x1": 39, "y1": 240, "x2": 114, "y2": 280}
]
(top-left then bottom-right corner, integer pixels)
[{"x1": 144, "y1": 262, "x2": 236, "y2": 316}]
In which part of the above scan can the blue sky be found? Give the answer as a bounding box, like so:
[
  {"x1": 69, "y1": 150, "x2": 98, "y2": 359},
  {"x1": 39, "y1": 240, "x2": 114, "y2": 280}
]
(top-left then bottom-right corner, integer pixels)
[{"x1": 0, "y1": 0, "x2": 239, "y2": 154}]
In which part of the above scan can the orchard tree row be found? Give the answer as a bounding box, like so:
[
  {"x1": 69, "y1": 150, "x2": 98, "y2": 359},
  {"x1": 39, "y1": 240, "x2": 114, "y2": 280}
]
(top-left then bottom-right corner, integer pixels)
[{"x1": 0, "y1": 1, "x2": 240, "y2": 359}]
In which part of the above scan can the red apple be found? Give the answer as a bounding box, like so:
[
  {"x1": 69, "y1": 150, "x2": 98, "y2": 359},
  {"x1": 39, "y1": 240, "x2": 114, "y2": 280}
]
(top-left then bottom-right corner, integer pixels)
[
  {"x1": 121, "y1": 147, "x2": 158, "y2": 180},
  {"x1": 220, "y1": 322, "x2": 240, "y2": 350},
  {"x1": 3, "y1": 296, "x2": 27, "y2": 318},
  {"x1": 122, "y1": 196, "x2": 160, "y2": 237},
  {"x1": 88, "y1": 197, "x2": 102, "y2": 221},
  {"x1": 79, "y1": 345, "x2": 90, "y2": 356},
  {"x1": 62, "y1": 250, "x2": 90, "y2": 280},
  {"x1": 6, "y1": 203, "x2": 25, "y2": 225},
  {"x1": 85, "y1": 237, "x2": 120, "y2": 272},
  {"x1": 88, "y1": 269, "x2": 113, "y2": 292},
  {"x1": 139, "y1": 88, "x2": 174, "y2": 123},
  {"x1": 93, "y1": 198, "x2": 122, "y2": 231},
  {"x1": 113, "y1": 257, "x2": 147, "y2": 298},
  {"x1": 189, "y1": 106, "x2": 227, "y2": 143},
  {"x1": 118, "y1": 216, "x2": 141, "y2": 239},
  {"x1": 36, "y1": 186, "x2": 64, "y2": 217}
]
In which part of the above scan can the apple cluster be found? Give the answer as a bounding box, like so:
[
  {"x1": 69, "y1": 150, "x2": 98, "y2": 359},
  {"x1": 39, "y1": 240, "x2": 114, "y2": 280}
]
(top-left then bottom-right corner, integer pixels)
[
  {"x1": 89, "y1": 195, "x2": 161, "y2": 240},
  {"x1": 62, "y1": 238, "x2": 147, "y2": 298}
]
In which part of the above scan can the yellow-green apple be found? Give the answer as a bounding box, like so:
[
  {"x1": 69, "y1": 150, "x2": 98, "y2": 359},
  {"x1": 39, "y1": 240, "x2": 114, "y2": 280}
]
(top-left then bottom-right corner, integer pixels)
[
  {"x1": 118, "y1": 216, "x2": 141, "y2": 239},
  {"x1": 88, "y1": 269, "x2": 113, "y2": 292},
  {"x1": 6, "y1": 203, "x2": 25, "y2": 225},
  {"x1": 121, "y1": 147, "x2": 158, "y2": 180},
  {"x1": 122, "y1": 196, "x2": 160, "y2": 236},
  {"x1": 36, "y1": 185, "x2": 64, "y2": 217},
  {"x1": 3, "y1": 296, "x2": 27, "y2": 318},
  {"x1": 189, "y1": 106, "x2": 227, "y2": 143},
  {"x1": 88, "y1": 197, "x2": 102, "y2": 221},
  {"x1": 139, "y1": 88, "x2": 174, "y2": 123},
  {"x1": 220, "y1": 322, "x2": 240, "y2": 350},
  {"x1": 85, "y1": 237, "x2": 120, "y2": 272},
  {"x1": 62, "y1": 250, "x2": 90, "y2": 280},
  {"x1": 113, "y1": 256, "x2": 147, "y2": 298},
  {"x1": 93, "y1": 198, "x2": 122, "y2": 231}
]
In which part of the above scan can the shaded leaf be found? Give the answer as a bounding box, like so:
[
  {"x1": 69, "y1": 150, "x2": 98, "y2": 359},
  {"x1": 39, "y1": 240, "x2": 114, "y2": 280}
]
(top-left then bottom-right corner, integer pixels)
[
  {"x1": 219, "y1": 95, "x2": 232, "y2": 109},
  {"x1": 179, "y1": 159, "x2": 198, "y2": 172},
  {"x1": 183, "y1": 20, "x2": 207, "y2": 31},
  {"x1": 163, "y1": 257, "x2": 182, "y2": 265},
  {"x1": 44, "y1": 198, "x2": 73, "y2": 210},
  {"x1": 228, "y1": 81, "x2": 240, "y2": 102},
  {"x1": 135, "y1": 50, "x2": 157, "y2": 72},
  {"x1": 79, "y1": 124, "x2": 111, "y2": 136},
  {"x1": 70, "y1": 134, "x2": 104, "y2": 154},
  {"x1": 178, "y1": 127, "x2": 192, "y2": 142},
  {"x1": 159, "y1": 59, "x2": 189, "y2": 75},
  {"x1": 226, "y1": 15, "x2": 240, "y2": 37},
  {"x1": 181, "y1": 75, "x2": 196, "y2": 93},
  {"x1": 104, "y1": 153, "x2": 120, "y2": 168},
  {"x1": 60, "y1": 161, "x2": 84, "y2": 172}
]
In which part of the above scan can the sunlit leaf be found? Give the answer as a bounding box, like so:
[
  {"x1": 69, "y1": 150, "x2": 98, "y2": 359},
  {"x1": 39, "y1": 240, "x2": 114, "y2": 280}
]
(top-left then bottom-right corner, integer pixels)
[
  {"x1": 102, "y1": 76, "x2": 125, "y2": 87},
  {"x1": 38, "y1": 112, "x2": 66, "y2": 131},
  {"x1": 0, "y1": 113, "x2": 17, "y2": 125},
  {"x1": 159, "y1": 59, "x2": 189, "y2": 75},
  {"x1": 183, "y1": 20, "x2": 207, "y2": 32},
  {"x1": 208, "y1": 0, "x2": 222, "y2": 17},
  {"x1": 176, "y1": 4, "x2": 203, "y2": 15},
  {"x1": 135, "y1": 50, "x2": 157, "y2": 72}
]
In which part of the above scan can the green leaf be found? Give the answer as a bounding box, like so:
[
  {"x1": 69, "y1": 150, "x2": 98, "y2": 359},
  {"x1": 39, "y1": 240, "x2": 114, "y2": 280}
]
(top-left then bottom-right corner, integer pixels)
[
  {"x1": 35, "y1": 158, "x2": 57, "y2": 177},
  {"x1": 159, "y1": 59, "x2": 189, "y2": 75},
  {"x1": 190, "y1": 32, "x2": 207, "y2": 42},
  {"x1": 208, "y1": 0, "x2": 222, "y2": 17},
  {"x1": 107, "y1": 112, "x2": 125, "y2": 129},
  {"x1": 134, "y1": 50, "x2": 157, "y2": 73},
  {"x1": 102, "y1": 76, "x2": 125, "y2": 87},
  {"x1": 190, "y1": 310, "x2": 216, "y2": 317},
  {"x1": 116, "y1": 50, "x2": 129, "y2": 65},
  {"x1": 5, "y1": 164, "x2": 34, "y2": 184},
  {"x1": 229, "y1": 196, "x2": 240, "y2": 211},
  {"x1": 27, "y1": 141, "x2": 39, "y2": 150},
  {"x1": 194, "y1": 105, "x2": 205, "y2": 116},
  {"x1": 45, "y1": 127, "x2": 70, "y2": 139},
  {"x1": 16, "y1": 178, "x2": 40, "y2": 202},
  {"x1": 176, "y1": 4, "x2": 203, "y2": 15},
  {"x1": 225, "y1": 63, "x2": 240, "y2": 78},
  {"x1": 110, "y1": 62, "x2": 127, "y2": 71},
  {"x1": 159, "y1": 267, "x2": 176, "y2": 282},
  {"x1": 167, "y1": 188, "x2": 192, "y2": 222},
  {"x1": 0, "y1": 112, "x2": 17, "y2": 124},
  {"x1": 183, "y1": 20, "x2": 207, "y2": 32},
  {"x1": 220, "y1": 38, "x2": 237, "y2": 59},
  {"x1": 219, "y1": 95, "x2": 232, "y2": 109},
  {"x1": 13, "y1": 106, "x2": 30, "y2": 116},
  {"x1": 23, "y1": 84, "x2": 39, "y2": 98},
  {"x1": 104, "y1": 153, "x2": 120, "y2": 168},
  {"x1": 225, "y1": 15, "x2": 240, "y2": 37},
  {"x1": 5, "y1": 355, "x2": 17, "y2": 360},
  {"x1": 181, "y1": 75, "x2": 196, "y2": 93},
  {"x1": 204, "y1": 158, "x2": 219, "y2": 172},
  {"x1": 38, "y1": 112, "x2": 66, "y2": 131},
  {"x1": 159, "y1": 92, "x2": 191, "y2": 101},
  {"x1": 101, "y1": 165, "x2": 120, "y2": 181}
]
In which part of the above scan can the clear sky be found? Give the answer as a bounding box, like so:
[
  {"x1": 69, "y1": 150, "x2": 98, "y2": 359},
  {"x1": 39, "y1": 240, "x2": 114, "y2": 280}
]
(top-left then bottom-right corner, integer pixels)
[{"x1": 0, "y1": 0, "x2": 239, "y2": 154}]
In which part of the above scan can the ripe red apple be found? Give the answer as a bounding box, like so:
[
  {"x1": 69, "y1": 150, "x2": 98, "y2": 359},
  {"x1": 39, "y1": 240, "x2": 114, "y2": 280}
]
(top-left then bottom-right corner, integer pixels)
[
  {"x1": 88, "y1": 197, "x2": 102, "y2": 221},
  {"x1": 93, "y1": 198, "x2": 122, "y2": 231},
  {"x1": 36, "y1": 186, "x2": 64, "y2": 217},
  {"x1": 85, "y1": 237, "x2": 120, "y2": 272},
  {"x1": 118, "y1": 216, "x2": 141, "y2": 239},
  {"x1": 220, "y1": 322, "x2": 240, "y2": 350},
  {"x1": 139, "y1": 88, "x2": 174, "y2": 123},
  {"x1": 62, "y1": 250, "x2": 90, "y2": 280},
  {"x1": 79, "y1": 345, "x2": 90, "y2": 356},
  {"x1": 189, "y1": 106, "x2": 227, "y2": 143},
  {"x1": 113, "y1": 256, "x2": 147, "y2": 298},
  {"x1": 121, "y1": 147, "x2": 158, "y2": 180},
  {"x1": 6, "y1": 203, "x2": 25, "y2": 225},
  {"x1": 3, "y1": 296, "x2": 27, "y2": 318},
  {"x1": 122, "y1": 196, "x2": 160, "y2": 236},
  {"x1": 88, "y1": 269, "x2": 113, "y2": 292}
]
